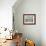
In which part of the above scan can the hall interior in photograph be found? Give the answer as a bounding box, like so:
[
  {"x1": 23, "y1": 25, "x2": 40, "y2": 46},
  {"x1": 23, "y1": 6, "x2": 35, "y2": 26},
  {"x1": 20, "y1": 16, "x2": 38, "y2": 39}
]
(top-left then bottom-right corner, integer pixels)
[{"x1": 0, "y1": 0, "x2": 46, "y2": 46}]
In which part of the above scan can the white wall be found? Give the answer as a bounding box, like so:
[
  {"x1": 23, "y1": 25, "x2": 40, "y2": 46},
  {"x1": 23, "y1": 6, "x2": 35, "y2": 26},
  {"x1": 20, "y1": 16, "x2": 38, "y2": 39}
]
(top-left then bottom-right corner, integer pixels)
[
  {"x1": 0, "y1": 0, "x2": 16, "y2": 30},
  {"x1": 13, "y1": 0, "x2": 41, "y2": 46},
  {"x1": 41, "y1": 0, "x2": 46, "y2": 46}
]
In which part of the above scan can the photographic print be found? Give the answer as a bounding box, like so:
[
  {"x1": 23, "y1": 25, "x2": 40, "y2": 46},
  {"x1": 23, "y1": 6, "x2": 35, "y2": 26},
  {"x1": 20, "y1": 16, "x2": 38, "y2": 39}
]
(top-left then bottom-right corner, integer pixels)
[{"x1": 23, "y1": 14, "x2": 36, "y2": 25}]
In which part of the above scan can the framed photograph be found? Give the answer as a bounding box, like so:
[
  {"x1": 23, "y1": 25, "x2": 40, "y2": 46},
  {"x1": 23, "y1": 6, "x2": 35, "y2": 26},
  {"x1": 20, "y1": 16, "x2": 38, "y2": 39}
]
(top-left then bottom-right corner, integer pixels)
[{"x1": 23, "y1": 14, "x2": 36, "y2": 25}]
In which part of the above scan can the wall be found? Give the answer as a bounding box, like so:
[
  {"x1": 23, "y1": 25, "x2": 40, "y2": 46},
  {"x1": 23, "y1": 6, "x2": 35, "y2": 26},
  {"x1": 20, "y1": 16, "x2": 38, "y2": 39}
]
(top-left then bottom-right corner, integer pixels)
[
  {"x1": 13, "y1": 0, "x2": 41, "y2": 46},
  {"x1": 41, "y1": 0, "x2": 46, "y2": 46},
  {"x1": 0, "y1": 0, "x2": 16, "y2": 30}
]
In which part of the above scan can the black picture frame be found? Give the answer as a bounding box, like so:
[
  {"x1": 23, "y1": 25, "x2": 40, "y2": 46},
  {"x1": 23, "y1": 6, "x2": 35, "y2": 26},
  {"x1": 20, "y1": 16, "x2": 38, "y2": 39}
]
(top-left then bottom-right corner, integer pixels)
[{"x1": 23, "y1": 14, "x2": 36, "y2": 25}]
